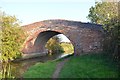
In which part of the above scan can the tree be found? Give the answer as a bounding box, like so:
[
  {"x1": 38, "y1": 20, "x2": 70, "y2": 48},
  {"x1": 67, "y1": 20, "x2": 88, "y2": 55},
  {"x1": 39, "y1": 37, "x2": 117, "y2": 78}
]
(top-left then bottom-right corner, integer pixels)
[
  {"x1": 45, "y1": 36, "x2": 64, "y2": 55},
  {"x1": 0, "y1": 11, "x2": 26, "y2": 62},
  {"x1": 87, "y1": 1, "x2": 119, "y2": 61},
  {"x1": 87, "y1": 2, "x2": 118, "y2": 31}
]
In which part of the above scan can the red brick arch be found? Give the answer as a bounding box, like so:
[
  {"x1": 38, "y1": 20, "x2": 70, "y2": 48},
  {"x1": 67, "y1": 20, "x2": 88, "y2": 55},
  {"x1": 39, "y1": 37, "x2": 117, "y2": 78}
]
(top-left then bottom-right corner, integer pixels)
[{"x1": 21, "y1": 20, "x2": 104, "y2": 55}]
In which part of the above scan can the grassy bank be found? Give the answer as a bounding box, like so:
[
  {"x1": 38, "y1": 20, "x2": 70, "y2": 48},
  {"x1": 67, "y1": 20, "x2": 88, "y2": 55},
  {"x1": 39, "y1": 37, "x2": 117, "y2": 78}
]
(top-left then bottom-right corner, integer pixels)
[
  {"x1": 23, "y1": 52, "x2": 118, "y2": 78},
  {"x1": 59, "y1": 53, "x2": 118, "y2": 78},
  {"x1": 23, "y1": 61, "x2": 57, "y2": 78},
  {"x1": 60, "y1": 42, "x2": 74, "y2": 53}
]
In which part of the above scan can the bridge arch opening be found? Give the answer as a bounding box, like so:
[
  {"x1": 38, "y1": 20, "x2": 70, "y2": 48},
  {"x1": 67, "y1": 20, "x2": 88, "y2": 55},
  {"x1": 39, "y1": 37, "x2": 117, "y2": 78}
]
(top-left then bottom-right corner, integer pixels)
[{"x1": 34, "y1": 30, "x2": 74, "y2": 58}]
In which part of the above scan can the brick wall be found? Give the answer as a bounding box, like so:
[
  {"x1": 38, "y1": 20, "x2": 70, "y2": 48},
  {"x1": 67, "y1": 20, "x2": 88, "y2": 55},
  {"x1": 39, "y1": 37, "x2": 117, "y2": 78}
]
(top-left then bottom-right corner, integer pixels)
[{"x1": 21, "y1": 19, "x2": 104, "y2": 55}]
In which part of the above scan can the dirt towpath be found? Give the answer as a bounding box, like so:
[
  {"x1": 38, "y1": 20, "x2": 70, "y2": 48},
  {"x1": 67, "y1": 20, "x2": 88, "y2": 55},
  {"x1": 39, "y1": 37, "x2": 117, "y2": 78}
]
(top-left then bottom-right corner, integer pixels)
[{"x1": 52, "y1": 57, "x2": 70, "y2": 78}]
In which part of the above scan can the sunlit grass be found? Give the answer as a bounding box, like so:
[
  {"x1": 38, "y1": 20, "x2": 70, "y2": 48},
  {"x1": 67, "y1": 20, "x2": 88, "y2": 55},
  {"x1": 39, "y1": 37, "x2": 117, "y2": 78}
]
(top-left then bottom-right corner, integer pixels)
[
  {"x1": 23, "y1": 52, "x2": 118, "y2": 78},
  {"x1": 23, "y1": 61, "x2": 57, "y2": 78},
  {"x1": 60, "y1": 42, "x2": 74, "y2": 54},
  {"x1": 59, "y1": 53, "x2": 118, "y2": 78}
]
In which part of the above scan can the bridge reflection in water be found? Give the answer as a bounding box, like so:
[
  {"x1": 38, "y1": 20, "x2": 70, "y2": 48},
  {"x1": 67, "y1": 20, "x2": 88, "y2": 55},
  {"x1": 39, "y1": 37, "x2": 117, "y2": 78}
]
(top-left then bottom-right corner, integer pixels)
[{"x1": 0, "y1": 52, "x2": 73, "y2": 79}]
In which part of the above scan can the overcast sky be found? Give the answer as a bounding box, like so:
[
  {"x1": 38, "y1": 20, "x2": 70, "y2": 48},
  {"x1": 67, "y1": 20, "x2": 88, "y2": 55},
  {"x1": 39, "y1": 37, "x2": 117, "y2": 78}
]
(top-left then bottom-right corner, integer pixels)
[{"x1": 0, "y1": 0, "x2": 97, "y2": 25}]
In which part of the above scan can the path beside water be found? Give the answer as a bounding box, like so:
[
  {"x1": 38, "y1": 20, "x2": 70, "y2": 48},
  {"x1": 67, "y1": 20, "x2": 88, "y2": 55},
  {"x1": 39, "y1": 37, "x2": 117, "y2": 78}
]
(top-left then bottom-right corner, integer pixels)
[{"x1": 52, "y1": 57, "x2": 70, "y2": 78}]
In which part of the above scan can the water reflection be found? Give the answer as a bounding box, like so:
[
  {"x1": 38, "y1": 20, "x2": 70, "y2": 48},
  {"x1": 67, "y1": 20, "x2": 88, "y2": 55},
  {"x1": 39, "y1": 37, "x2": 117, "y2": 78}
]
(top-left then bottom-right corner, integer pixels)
[
  {"x1": 0, "y1": 62, "x2": 13, "y2": 79},
  {"x1": 0, "y1": 53, "x2": 73, "y2": 79}
]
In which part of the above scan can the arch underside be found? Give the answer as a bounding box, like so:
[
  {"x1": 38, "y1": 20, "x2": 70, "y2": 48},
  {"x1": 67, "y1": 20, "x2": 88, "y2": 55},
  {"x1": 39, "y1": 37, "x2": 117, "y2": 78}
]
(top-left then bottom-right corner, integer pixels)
[
  {"x1": 33, "y1": 31, "x2": 62, "y2": 53},
  {"x1": 34, "y1": 31, "x2": 61, "y2": 46}
]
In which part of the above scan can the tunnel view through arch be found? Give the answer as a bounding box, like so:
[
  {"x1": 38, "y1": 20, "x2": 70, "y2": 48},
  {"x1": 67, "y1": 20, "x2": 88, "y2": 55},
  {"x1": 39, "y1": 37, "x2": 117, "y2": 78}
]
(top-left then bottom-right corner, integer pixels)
[{"x1": 34, "y1": 30, "x2": 74, "y2": 58}]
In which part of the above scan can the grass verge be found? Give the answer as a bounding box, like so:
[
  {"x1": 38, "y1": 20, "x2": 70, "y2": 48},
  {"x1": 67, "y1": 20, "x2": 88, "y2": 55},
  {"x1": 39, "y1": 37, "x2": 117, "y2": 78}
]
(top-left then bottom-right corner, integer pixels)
[
  {"x1": 23, "y1": 52, "x2": 118, "y2": 78},
  {"x1": 59, "y1": 52, "x2": 118, "y2": 78},
  {"x1": 23, "y1": 61, "x2": 57, "y2": 78}
]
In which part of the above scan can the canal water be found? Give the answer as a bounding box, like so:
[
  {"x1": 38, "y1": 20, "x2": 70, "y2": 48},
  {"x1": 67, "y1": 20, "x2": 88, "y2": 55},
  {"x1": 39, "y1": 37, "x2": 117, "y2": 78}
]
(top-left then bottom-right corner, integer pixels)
[{"x1": 0, "y1": 53, "x2": 72, "y2": 78}]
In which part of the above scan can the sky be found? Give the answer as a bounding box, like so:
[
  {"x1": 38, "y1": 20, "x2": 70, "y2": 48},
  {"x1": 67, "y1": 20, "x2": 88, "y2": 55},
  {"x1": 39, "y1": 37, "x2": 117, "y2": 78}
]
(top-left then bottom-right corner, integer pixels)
[
  {"x1": 0, "y1": 0, "x2": 97, "y2": 26},
  {"x1": 57, "y1": 34, "x2": 70, "y2": 42}
]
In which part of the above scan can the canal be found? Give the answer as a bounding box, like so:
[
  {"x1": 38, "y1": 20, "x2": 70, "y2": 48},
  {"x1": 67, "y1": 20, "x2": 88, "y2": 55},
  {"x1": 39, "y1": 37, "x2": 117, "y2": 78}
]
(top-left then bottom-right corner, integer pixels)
[{"x1": 0, "y1": 52, "x2": 72, "y2": 78}]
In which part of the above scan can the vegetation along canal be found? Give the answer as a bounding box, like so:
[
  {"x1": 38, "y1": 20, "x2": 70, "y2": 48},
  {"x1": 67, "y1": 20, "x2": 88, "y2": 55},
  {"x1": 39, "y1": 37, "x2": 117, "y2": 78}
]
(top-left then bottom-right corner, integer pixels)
[{"x1": 0, "y1": 52, "x2": 73, "y2": 78}]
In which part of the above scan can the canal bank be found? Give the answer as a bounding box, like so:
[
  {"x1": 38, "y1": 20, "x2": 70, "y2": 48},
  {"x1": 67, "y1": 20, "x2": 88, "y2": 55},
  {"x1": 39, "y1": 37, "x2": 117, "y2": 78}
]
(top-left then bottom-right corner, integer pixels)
[
  {"x1": 0, "y1": 52, "x2": 73, "y2": 78},
  {"x1": 23, "y1": 52, "x2": 118, "y2": 78}
]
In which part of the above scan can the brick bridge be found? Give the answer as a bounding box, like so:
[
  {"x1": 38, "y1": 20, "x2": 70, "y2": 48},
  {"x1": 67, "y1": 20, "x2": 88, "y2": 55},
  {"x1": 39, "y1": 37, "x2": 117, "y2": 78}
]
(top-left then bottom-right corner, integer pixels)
[{"x1": 21, "y1": 19, "x2": 104, "y2": 55}]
